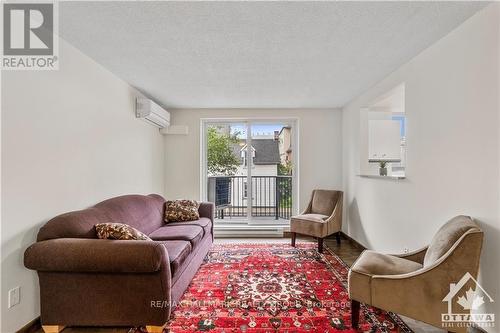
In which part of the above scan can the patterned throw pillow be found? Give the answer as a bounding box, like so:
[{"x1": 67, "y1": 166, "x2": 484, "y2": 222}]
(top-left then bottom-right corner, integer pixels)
[
  {"x1": 95, "y1": 223, "x2": 151, "y2": 240},
  {"x1": 165, "y1": 199, "x2": 200, "y2": 223}
]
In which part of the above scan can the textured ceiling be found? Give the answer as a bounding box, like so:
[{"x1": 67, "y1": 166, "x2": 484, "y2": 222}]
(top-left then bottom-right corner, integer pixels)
[{"x1": 60, "y1": 1, "x2": 488, "y2": 109}]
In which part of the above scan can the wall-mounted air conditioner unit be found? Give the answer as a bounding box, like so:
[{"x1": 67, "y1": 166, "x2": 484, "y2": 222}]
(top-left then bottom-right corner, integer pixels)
[{"x1": 135, "y1": 98, "x2": 170, "y2": 128}]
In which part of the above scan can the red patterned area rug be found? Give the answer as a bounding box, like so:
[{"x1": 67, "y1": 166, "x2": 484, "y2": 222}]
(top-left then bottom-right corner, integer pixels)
[{"x1": 134, "y1": 243, "x2": 412, "y2": 333}]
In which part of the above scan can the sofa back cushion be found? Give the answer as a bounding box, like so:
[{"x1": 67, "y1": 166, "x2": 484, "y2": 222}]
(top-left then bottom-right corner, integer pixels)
[
  {"x1": 37, "y1": 194, "x2": 165, "y2": 241},
  {"x1": 423, "y1": 215, "x2": 479, "y2": 267}
]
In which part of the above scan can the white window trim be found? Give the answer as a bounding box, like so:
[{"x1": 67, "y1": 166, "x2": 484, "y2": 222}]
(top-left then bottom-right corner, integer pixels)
[{"x1": 200, "y1": 117, "x2": 300, "y2": 223}]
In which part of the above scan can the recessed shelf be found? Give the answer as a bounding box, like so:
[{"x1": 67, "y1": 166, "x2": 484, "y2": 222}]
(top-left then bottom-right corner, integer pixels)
[{"x1": 357, "y1": 174, "x2": 406, "y2": 180}]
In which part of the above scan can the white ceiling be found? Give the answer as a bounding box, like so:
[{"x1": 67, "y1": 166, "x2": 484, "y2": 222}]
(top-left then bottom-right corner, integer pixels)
[{"x1": 60, "y1": 1, "x2": 488, "y2": 109}]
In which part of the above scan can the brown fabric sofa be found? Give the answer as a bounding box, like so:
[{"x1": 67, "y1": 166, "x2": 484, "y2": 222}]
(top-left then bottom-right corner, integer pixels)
[
  {"x1": 290, "y1": 189, "x2": 343, "y2": 252},
  {"x1": 348, "y1": 216, "x2": 483, "y2": 333},
  {"x1": 24, "y1": 194, "x2": 214, "y2": 333}
]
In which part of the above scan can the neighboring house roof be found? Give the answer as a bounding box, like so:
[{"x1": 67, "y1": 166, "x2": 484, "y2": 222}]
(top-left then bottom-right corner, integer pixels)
[
  {"x1": 278, "y1": 126, "x2": 291, "y2": 136},
  {"x1": 232, "y1": 139, "x2": 280, "y2": 165}
]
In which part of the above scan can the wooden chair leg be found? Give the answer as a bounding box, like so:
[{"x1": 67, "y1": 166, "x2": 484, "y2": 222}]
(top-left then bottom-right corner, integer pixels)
[
  {"x1": 351, "y1": 300, "x2": 360, "y2": 329},
  {"x1": 336, "y1": 232, "x2": 341, "y2": 245},
  {"x1": 291, "y1": 232, "x2": 296, "y2": 247},
  {"x1": 146, "y1": 324, "x2": 166, "y2": 333},
  {"x1": 42, "y1": 326, "x2": 66, "y2": 333},
  {"x1": 318, "y1": 237, "x2": 324, "y2": 253}
]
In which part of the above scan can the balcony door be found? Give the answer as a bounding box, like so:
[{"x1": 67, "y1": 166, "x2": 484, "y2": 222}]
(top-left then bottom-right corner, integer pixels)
[{"x1": 202, "y1": 120, "x2": 296, "y2": 225}]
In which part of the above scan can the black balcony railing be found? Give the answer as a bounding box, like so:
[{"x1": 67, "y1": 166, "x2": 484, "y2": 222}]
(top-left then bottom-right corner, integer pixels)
[{"x1": 208, "y1": 176, "x2": 292, "y2": 220}]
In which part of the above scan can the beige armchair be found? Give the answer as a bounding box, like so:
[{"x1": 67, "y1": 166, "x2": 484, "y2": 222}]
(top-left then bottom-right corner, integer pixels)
[
  {"x1": 290, "y1": 189, "x2": 343, "y2": 253},
  {"x1": 348, "y1": 216, "x2": 484, "y2": 333}
]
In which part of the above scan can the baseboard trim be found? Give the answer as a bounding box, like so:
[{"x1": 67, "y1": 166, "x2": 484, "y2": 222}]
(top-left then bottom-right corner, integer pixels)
[
  {"x1": 284, "y1": 231, "x2": 367, "y2": 251},
  {"x1": 16, "y1": 317, "x2": 41, "y2": 333},
  {"x1": 339, "y1": 232, "x2": 367, "y2": 250},
  {"x1": 214, "y1": 223, "x2": 287, "y2": 238}
]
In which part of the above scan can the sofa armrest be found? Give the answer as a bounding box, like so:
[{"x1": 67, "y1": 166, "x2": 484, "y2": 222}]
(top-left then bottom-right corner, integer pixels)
[
  {"x1": 198, "y1": 202, "x2": 215, "y2": 221},
  {"x1": 24, "y1": 238, "x2": 169, "y2": 273}
]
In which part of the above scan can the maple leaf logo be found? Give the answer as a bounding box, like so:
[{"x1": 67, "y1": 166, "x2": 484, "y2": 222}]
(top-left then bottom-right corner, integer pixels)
[{"x1": 456, "y1": 287, "x2": 485, "y2": 310}]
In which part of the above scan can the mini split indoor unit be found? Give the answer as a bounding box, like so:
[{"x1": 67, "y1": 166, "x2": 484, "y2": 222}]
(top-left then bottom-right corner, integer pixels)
[{"x1": 135, "y1": 97, "x2": 170, "y2": 128}]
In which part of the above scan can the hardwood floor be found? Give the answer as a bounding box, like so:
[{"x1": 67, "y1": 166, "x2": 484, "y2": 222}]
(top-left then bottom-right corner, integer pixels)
[
  {"x1": 34, "y1": 235, "x2": 446, "y2": 333},
  {"x1": 324, "y1": 236, "x2": 363, "y2": 266}
]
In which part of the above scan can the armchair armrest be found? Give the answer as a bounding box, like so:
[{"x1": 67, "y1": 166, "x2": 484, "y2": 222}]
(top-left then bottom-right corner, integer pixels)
[
  {"x1": 324, "y1": 192, "x2": 343, "y2": 232},
  {"x1": 368, "y1": 230, "x2": 483, "y2": 328},
  {"x1": 391, "y1": 246, "x2": 428, "y2": 264},
  {"x1": 24, "y1": 238, "x2": 169, "y2": 273},
  {"x1": 198, "y1": 202, "x2": 215, "y2": 221},
  {"x1": 324, "y1": 196, "x2": 343, "y2": 222}
]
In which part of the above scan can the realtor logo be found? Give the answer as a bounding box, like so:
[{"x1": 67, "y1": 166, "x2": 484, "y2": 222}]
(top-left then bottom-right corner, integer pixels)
[
  {"x1": 442, "y1": 272, "x2": 495, "y2": 329},
  {"x1": 1, "y1": 2, "x2": 58, "y2": 69}
]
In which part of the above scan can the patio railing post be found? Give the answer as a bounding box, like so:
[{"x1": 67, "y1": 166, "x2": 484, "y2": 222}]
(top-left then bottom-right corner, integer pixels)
[{"x1": 275, "y1": 177, "x2": 279, "y2": 220}]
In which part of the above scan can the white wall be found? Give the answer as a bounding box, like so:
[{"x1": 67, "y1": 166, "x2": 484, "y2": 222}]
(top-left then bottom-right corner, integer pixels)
[
  {"x1": 164, "y1": 109, "x2": 343, "y2": 212},
  {"x1": 1, "y1": 38, "x2": 165, "y2": 332},
  {"x1": 342, "y1": 3, "x2": 500, "y2": 329}
]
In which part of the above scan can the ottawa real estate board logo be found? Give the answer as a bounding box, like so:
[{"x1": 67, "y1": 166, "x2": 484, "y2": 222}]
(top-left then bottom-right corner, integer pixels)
[
  {"x1": 2, "y1": 1, "x2": 58, "y2": 70},
  {"x1": 442, "y1": 272, "x2": 495, "y2": 329}
]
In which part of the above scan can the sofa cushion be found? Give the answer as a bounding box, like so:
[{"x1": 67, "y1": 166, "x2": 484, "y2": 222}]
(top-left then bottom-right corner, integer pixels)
[
  {"x1": 166, "y1": 217, "x2": 212, "y2": 237},
  {"x1": 95, "y1": 223, "x2": 152, "y2": 241},
  {"x1": 37, "y1": 194, "x2": 166, "y2": 241},
  {"x1": 165, "y1": 200, "x2": 200, "y2": 223},
  {"x1": 149, "y1": 225, "x2": 203, "y2": 247},
  {"x1": 159, "y1": 240, "x2": 192, "y2": 278}
]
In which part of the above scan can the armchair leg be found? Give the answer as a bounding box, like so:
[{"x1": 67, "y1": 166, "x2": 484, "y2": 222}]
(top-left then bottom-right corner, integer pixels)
[
  {"x1": 336, "y1": 232, "x2": 341, "y2": 245},
  {"x1": 317, "y1": 237, "x2": 324, "y2": 253},
  {"x1": 351, "y1": 300, "x2": 360, "y2": 329},
  {"x1": 291, "y1": 232, "x2": 296, "y2": 247},
  {"x1": 42, "y1": 326, "x2": 66, "y2": 333}
]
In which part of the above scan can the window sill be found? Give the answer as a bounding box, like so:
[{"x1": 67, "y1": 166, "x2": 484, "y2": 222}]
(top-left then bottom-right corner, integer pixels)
[{"x1": 357, "y1": 174, "x2": 406, "y2": 181}]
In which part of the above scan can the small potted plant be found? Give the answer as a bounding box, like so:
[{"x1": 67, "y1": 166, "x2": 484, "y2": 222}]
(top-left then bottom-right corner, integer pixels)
[{"x1": 379, "y1": 161, "x2": 388, "y2": 176}]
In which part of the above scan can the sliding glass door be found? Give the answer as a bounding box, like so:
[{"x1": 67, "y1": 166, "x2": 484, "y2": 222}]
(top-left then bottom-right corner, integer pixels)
[{"x1": 202, "y1": 120, "x2": 296, "y2": 225}]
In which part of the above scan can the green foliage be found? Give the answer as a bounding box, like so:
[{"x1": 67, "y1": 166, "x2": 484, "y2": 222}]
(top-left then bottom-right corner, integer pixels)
[
  {"x1": 280, "y1": 195, "x2": 292, "y2": 208},
  {"x1": 207, "y1": 127, "x2": 240, "y2": 175},
  {"x1": 278, "y1": 161, "x2": 293, "y2": 175},
  {"x1": 278, "y1": 162, "x2": 293, "y2": 208},
  {"x1": 379, "y1": 161, "x2": 388, "y2": 168},
  {"x1": 277, "y1": 176, "x2": 293, "y2": 209}
]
